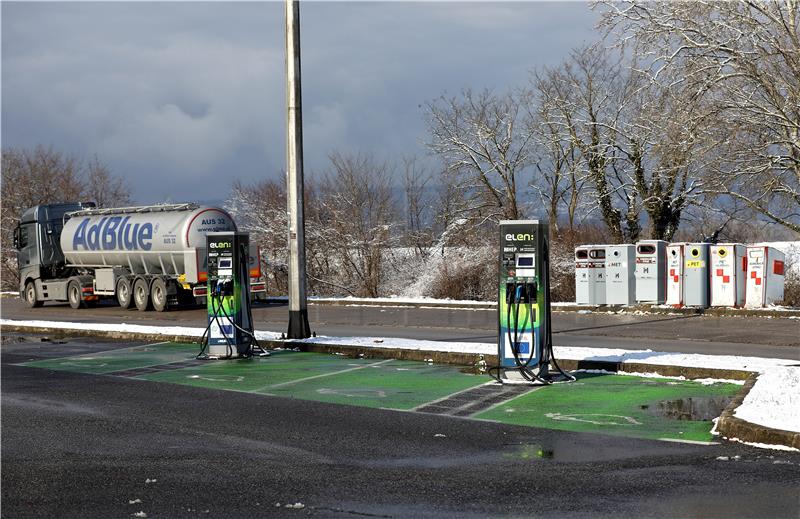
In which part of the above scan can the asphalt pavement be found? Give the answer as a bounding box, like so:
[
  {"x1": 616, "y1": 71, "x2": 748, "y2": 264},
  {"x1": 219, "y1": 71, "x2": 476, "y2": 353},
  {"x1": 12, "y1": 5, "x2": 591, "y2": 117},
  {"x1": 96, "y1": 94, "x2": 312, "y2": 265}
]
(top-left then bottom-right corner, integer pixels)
[{"x1": 3, "y1": 335, "x2": 800, "y2": 518}]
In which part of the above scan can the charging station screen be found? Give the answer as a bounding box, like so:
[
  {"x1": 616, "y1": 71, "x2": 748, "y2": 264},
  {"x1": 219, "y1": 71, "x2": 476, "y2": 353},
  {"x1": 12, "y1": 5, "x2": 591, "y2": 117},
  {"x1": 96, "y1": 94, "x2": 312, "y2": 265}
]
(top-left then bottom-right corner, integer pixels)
[
  {"x1": 517, "y1": 257, "x2": 534, "y2": 267},
  {"x1": 219, "y1": 259, "x2": 232, "y2": 269}
]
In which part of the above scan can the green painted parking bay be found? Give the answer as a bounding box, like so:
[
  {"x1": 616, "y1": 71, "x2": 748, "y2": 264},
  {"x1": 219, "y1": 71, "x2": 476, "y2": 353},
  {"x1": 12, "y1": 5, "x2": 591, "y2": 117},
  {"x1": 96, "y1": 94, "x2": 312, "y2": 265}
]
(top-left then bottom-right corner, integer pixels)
[
  {"x1": 20, "y1": 343, "x2": 742, "y2": 442},
  {"x1": 139, "y1": 353, "x2": 487, "y2": 410},
  {"x1": 476, "y1": 373, "x2": 740, "y2": 442},
  {"x1": 22, "y1": 342, "x2": 198, "y2": 374}
]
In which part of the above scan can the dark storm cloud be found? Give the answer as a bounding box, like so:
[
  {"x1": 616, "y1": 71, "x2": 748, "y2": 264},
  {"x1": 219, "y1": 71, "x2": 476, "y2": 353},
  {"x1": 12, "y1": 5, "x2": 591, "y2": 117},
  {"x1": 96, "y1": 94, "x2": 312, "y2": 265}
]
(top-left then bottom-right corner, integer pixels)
[{"x1": 1, "y1": 2, "x2": 599, "y2": 203}]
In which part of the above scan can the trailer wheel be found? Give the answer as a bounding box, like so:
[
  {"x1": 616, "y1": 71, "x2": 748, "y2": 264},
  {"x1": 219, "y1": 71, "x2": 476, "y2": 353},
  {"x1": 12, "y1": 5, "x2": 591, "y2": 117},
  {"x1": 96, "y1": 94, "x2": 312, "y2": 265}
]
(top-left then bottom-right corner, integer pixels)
[
  {"x1": 133, "y1": 278, "x2": 151, "y2": 311},
  {"x1": 68, "y1": 280, "x2": 86, "y2": 309},
  {"x1": 24, "y1": 281, "x2": 43, "y2": 308},
  {"x1": 116, "y1": 278, "x2": 133, "y2": 309},
  {"x1": 151, "y1": 278, "x2": 169, "y2": 312}
]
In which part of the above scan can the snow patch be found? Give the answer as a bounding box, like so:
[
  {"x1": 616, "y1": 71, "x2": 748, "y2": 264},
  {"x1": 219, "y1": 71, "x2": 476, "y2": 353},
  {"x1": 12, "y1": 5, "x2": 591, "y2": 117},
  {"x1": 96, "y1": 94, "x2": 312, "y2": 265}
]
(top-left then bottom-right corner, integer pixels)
[
  {"x1": 734, "y1": 366, "x2": 800, "y2": 434},
  {"x1": 726, "y1": 438, "x2": 800, "y2": 452},
  {"x1": 574, "y1": 369, "x2": 745, "y2": 385}
]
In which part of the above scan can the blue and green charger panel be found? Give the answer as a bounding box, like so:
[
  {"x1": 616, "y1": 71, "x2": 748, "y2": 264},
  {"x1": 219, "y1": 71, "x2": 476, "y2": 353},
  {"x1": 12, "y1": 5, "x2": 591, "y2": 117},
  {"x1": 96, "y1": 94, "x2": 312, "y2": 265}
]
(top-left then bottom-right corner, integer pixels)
[
  {"x1": 498, "y1": 221, "x2": 549, "y2": 373},
  {"x1": 206, "y1": 231, "x2": 252, "y2": 356}
]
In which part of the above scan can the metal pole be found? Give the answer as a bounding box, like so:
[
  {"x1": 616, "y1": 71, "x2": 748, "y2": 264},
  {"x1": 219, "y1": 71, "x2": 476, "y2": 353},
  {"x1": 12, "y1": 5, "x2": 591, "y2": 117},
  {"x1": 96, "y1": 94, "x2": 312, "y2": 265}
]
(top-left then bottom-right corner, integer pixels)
[{"x1": 285, "y1": 0, "x2": 311, "y2": 339}]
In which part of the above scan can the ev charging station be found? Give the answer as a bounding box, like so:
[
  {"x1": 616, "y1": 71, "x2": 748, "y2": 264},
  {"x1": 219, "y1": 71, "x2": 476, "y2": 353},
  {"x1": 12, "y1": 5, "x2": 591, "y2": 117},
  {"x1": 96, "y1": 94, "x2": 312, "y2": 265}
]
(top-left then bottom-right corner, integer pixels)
[
  {"x1": 635, "y1": 240, "x2": 667, "y2": 304},
  {"x1": 745, "y1": 246, "x2": 786, "y2": 308},
  {"x1": 201, "y1": 231, "x2": 260, "y2": 358},
  {"x1": 710, "y1": 244, "x2": 747, "y2": 307},
  {"x1": 498, "y1": 221, "x2": 573, "y2": 385},
  {"x1": 605, "y1": 244, "x2": 636, "y2": 305}
]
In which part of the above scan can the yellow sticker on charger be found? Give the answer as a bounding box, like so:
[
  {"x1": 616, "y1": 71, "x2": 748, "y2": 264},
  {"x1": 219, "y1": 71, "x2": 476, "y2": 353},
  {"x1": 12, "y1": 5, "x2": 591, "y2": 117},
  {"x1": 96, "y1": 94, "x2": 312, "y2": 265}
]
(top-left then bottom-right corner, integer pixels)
[{"x1": 686, "y1": 260, "x2": 705, "y2": 268}]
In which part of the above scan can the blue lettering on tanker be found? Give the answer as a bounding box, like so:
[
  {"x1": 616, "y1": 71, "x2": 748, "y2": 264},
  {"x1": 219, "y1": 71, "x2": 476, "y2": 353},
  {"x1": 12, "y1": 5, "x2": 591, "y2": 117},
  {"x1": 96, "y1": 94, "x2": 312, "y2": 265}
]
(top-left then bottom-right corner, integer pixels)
[{"x1": 72, "y1": 217, "x2": 153, "y2": 251}]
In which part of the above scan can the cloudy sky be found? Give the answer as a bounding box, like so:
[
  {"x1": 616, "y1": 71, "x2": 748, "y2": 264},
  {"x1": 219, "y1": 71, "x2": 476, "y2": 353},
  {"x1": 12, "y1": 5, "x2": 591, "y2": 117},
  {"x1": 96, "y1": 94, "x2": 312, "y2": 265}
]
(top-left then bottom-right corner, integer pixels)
[{"x1": 2, "y1": 1, "x2": 600, "y2": 204}]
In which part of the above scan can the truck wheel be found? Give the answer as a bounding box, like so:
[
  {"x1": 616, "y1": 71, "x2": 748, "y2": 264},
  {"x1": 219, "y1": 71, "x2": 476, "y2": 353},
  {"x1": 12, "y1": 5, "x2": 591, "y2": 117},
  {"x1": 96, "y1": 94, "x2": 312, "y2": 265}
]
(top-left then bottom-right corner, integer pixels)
[
  {"x1": 116, "y1": 278, "x2": 133, "y2": 309},
  {"x1": 133, "y1": 278, "x2": 151, "y2": 311},
  {"x1": 68, "y1": 280, "x2": 86, "y2": 309},
  {"x1": 24, "y1": 281, "x2": 43, "y2": 308},
  {"x1": 151, "y1": 278, "x2": 169, "y2": 312}
]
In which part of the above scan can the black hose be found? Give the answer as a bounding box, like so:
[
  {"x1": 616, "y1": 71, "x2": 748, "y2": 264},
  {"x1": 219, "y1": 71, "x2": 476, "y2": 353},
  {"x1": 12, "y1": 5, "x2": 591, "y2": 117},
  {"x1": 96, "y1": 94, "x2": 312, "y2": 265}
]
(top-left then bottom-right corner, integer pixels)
[
  {"x1": 197, "y1": 284, "x2": 235, "y2": 359},
  {"x1": 542, "y1": 240, "x2": 576, "y2": 382},
  {"x1": 506, "y1": 282, "x2": 549, "y2": 384},
  {"x1": 218, "y1": 296, "x2": 269, "y2": 358}
]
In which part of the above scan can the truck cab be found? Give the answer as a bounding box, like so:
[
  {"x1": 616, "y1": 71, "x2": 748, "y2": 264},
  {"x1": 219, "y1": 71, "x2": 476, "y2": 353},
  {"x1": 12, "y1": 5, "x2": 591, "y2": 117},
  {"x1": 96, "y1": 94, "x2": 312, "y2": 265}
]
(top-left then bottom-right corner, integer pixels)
[
  {"x1": 13, "y1": 201, "x2": 267, "y2": 310},
  {"x1": 14, "y1": 202, "x2": 96, "y2": 307}
]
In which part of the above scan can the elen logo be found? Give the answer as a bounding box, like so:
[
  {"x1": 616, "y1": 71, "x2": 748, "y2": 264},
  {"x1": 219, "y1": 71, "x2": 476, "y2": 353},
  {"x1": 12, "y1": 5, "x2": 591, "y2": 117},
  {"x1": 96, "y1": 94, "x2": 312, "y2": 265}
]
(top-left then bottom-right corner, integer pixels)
[
  {"x1": 505, "y1": 233, "x2": 534, "y2": 242},
  {"x1": 72, "y1": 217, "x2": 153, "y2": 251}
]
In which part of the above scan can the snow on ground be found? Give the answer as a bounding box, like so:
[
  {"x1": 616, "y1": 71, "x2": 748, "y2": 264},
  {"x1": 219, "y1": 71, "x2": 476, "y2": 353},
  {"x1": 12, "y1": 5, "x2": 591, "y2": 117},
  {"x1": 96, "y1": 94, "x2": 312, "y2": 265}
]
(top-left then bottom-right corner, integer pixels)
[
  {"x1": 734, "y1": 366, "x2": 800, "y2": 434},
  {"x1": 2, "y1": 317, "x2": 798, "y2": 435}
]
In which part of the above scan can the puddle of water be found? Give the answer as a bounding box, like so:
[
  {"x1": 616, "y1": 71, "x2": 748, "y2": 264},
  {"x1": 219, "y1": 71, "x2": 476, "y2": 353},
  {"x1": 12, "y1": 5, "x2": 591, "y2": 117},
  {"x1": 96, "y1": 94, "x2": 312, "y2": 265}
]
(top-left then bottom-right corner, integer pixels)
[{"x1": 644, "y1": 396, "x2": 733, "y2": 421}]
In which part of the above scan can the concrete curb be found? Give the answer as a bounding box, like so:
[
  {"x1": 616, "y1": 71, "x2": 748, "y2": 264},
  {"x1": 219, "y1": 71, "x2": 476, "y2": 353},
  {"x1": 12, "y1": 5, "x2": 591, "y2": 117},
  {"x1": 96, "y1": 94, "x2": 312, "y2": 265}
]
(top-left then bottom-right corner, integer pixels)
[
  {"x1": 3, "y1": 322, "x2": 796, "y2": 449},
  {"x1": 716, "y1": 373, "x2": 800, "y2": 450}
]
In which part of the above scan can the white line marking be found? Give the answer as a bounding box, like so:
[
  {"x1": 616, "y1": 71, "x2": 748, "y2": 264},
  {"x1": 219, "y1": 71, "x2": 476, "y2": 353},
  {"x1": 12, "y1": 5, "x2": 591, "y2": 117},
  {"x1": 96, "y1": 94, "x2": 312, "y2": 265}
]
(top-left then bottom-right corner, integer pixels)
[
  {"x1": 255, "y1": 359, "x2": 394, "y2": 391},
  {"x1": 546, "y1": 413, "x2": 642, "y2": 426},
  {"x1": 657, "y1": 438, "x2": 720, "y2": 446}
]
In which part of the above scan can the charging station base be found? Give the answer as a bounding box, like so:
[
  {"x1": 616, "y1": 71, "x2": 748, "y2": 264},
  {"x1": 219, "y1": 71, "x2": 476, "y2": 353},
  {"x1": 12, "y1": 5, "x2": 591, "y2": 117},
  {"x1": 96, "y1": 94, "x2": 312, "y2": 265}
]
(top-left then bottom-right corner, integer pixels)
[{"x1": 500, "y1": 364, "x2": 550, "y2": 385}]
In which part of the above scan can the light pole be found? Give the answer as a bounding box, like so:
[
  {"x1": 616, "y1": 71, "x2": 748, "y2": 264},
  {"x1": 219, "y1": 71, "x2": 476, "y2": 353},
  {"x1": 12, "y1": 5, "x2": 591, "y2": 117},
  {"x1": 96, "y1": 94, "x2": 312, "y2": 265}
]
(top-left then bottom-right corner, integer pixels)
[{"x1": 285, "y1": 0, "x2": 311, "y2": 339}]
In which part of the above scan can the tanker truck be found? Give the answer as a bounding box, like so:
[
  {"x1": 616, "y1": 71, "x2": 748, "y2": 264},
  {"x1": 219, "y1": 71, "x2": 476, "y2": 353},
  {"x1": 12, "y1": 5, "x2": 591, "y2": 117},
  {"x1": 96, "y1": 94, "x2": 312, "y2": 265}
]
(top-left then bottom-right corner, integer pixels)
[{"x1": 13, "y1": 202, "x2": 266, "y2": 311}]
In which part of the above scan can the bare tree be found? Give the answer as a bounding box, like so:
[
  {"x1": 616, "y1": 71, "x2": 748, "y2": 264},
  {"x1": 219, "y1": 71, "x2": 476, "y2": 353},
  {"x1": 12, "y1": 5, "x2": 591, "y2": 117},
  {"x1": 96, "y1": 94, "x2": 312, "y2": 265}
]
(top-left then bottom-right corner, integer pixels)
[
  {"x1": 600, "y1": 0, "x2": 800, "y2": 233},
  {"x1": 85, "y1": 156, "x2": 131, "y2": 208},
  {"x1": 226, "y1": 179, "x2": 289, "y2": 294},
  {"x1": 529, "y1": 68, "x2": 589, "y2": 239},
  {"x1": 318, "y1": 152, "x2": 399, "y2": 298},
  {"x1": 609, "y1": 66, "x2": 713, "y2": 241},
  {"x1": 534, "y1": 45, "x2": 715, "y2": 242},
  {"x1": 538, "y1": 47, "x2": 636, "y2": 242},
  {"x1": 401, "y1": 156, "x2": 434, "y2": 257},
  {"x1": 425, "y1": 89, "x2": 535, "y2": 224}
]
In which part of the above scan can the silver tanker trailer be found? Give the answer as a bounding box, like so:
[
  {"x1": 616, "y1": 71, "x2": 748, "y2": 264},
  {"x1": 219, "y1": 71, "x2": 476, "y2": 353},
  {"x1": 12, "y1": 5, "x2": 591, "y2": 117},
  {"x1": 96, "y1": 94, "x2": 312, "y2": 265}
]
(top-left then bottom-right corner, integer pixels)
[{"x1": 13, "y1": 202, "x2": 266, "y2": 311}]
